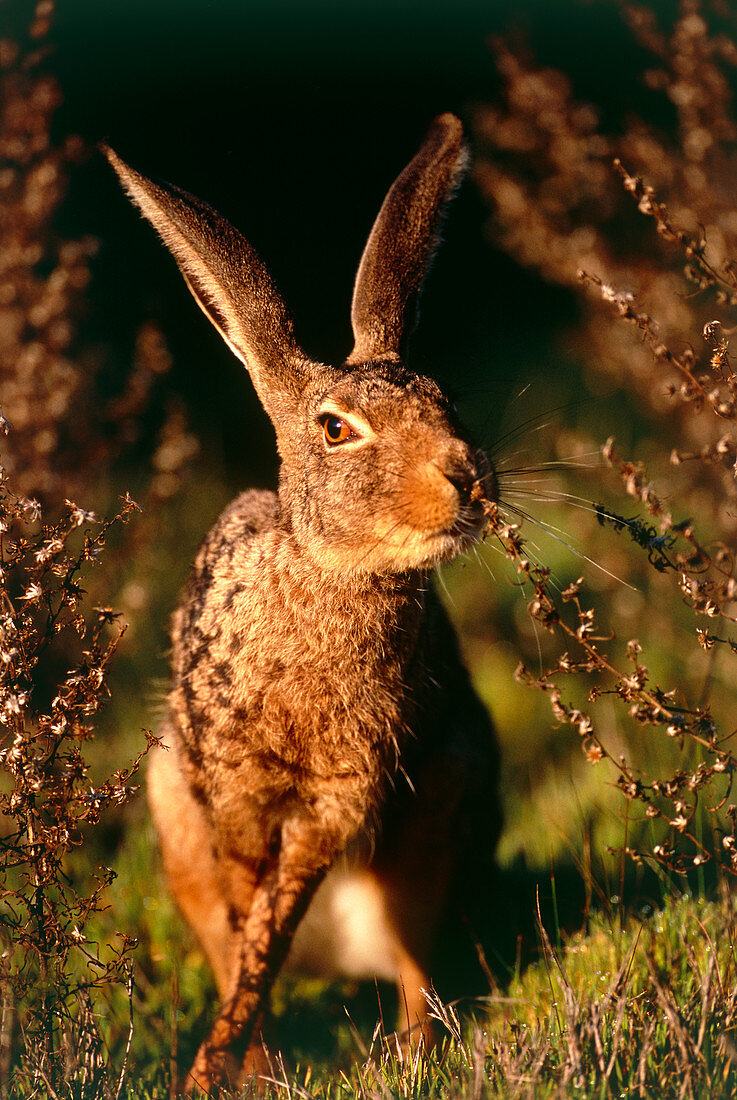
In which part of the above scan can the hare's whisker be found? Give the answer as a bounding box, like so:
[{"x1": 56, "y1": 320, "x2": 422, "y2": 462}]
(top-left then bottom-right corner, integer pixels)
[
  {"x1": 500, "y1": 490, "x2": 609, "y2": 519},
  {"x1": 486, "y1": 400, "x2": 586, "y2": 459},
  {"x1": 471, "y1": 545, "x2": 497, "y2": 583},
  {"x1": 496, "y1": 452, "x2": 603, "y2": 475},
  {"x1": 510, "y1": 381, "x2": 533, "y2": 404},
  {"x1": 501, "y1": 485, "x2": 603, "y2": 506},
  {"x1": 473, "y1": 381, "x2": 538, "y2": 450},
  {"x1": 434, "y1": 565, "x2": 455, "y2": 607},
  {"x1": 501, "y1": 502, "x2": 636, "y2": 590}
]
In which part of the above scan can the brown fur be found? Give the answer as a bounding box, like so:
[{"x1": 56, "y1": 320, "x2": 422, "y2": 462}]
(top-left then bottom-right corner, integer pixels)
[{"x1": 106, "y1": 114, "x2": 501, "y2": 1093}]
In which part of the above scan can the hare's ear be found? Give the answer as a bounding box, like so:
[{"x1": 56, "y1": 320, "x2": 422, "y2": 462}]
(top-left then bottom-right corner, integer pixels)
[
  {"x1": 346, "y1": 113, "x2": 467, "y2": 366},
  {"x1": 103, "y1": 146, "x2": 311, "y2": 426}
]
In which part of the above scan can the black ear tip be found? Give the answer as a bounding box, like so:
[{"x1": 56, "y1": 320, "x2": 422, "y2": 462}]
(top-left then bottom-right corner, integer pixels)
[
  {"x1": 101, "y1": 143, "x2": 131, "y2": 182},
  {"x1": 428, "y1": 112, "x2": 464, "y2": 146},
  {"x1": 101, "y1": 145, "x2": 151, "y2": 199},
  {"x1": 100, "y1": 142, "x2": 118, "y2": 165},
  {"x1": 433, "y1": 112, "x2": 463, "y2": 134}
]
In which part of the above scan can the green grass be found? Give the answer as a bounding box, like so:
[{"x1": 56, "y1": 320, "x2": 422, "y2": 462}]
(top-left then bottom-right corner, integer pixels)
[
  {"x1": 78, "y1": 886, "x2": 737, "y2": 1098},
  {"x1": 62, "y1": 754, "x2": 736, "y2": 1099}
]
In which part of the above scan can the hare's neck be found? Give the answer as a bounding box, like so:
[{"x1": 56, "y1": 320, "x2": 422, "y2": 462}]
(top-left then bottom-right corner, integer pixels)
[
  {"x1": 276, "y1": 535, "x2": 429, "y2": 656},
  {"x1": 172, "y1": 528, "x2": 431, "y2": 774}
]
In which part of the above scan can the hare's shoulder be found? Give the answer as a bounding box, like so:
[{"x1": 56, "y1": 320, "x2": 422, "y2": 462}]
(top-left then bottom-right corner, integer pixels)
[
  {"x1": 206, "y1": 489, "x2": 279, "y2": 550},
  {"x1": 184, "y1": 489, "x2": 279, "y2": 602}
]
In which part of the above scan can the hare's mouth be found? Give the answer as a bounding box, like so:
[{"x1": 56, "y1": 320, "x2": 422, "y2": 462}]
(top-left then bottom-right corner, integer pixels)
[
  {"x1": 419, "y1": 509, "x2": 487, "y2": 563},
  {"x1": 341, "y1": 501, "x2": 487, "y2": 574}
]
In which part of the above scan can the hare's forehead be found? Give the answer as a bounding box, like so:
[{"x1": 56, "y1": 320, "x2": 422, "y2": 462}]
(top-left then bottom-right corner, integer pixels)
[{"x1": 313, "y1": 370, "x2": 450, "y2": 428}]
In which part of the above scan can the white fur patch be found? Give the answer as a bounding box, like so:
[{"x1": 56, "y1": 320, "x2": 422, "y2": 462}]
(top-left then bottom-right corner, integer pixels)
[{"x1": 286, "y1": 869, "x2": 398, "y2": 982}]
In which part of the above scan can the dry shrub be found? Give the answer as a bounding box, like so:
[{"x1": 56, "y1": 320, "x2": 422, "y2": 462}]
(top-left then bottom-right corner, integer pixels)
[
  {"x1": 0, "y1": 467, "x2": 154, "y2": 1094},
  {"x1": 0, "y1": 0, "x2": 198, "y2": 770},
  {"x1": 0, "y1": 0, "x2": 197, "y2": 512},
  {"x1": 475, "y1": 0, "x2": 736, "y2": 421},
  {"x1": 0, "y1": 3, "x2": 192, "y2": 1091},
  {"x1": 476, "y1": 0, "x2": 737, "y2": 881}
]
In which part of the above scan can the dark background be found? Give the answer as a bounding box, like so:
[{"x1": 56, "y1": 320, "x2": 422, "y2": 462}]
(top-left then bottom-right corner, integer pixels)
[{"x1": 33, "y1": 0, "x2": 655, "y2": 486}]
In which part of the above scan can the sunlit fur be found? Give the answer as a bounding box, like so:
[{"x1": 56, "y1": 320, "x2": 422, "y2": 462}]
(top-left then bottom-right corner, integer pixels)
[
  {"x1": 288, "y1": 362, "x2": 489, "y2": 574},
  {"x1": 107, "y1": 113, "x2": 500, "y2": 1094}
]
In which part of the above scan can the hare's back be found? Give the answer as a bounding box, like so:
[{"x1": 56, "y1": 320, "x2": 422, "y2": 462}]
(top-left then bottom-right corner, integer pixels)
[
  {"x1": 200, "y1": 489, "x2": 279, "y2": 561},
  {"x1": 172, "y1": 489, "x2": 279, "y2": 654},
  {"x1": 185, "y1": 487, "x2": 279, "y2": 590}
]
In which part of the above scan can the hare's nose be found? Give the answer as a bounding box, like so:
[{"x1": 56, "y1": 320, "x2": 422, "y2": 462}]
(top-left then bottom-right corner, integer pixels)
[{"x1": 438, "y1": 453, "x2": 478, "y2": 497}]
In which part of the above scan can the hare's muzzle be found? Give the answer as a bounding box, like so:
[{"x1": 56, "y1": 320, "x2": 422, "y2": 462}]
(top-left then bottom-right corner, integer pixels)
[{"x1": 409, "y1": 444, "x2": 492, "y2": 549}]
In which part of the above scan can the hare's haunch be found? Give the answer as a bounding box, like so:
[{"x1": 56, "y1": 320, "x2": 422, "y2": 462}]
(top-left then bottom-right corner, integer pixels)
[{"x1": 106, "y1": 114, "x2": 500, "y2": 1093}]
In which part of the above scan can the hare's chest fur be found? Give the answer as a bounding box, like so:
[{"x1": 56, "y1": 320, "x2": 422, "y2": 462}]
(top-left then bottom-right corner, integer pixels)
[{"x1": 169, "y1": 490, "x2": 425, "y2": 832}]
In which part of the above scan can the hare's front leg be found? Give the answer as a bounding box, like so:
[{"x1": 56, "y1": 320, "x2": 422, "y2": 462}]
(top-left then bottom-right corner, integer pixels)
[
  {"x1": 185, "y1": 814, "x2": 336, "y2": 1094},
  {"x1": 148, "y1": 736, "x2": 236, "y2": 995}
]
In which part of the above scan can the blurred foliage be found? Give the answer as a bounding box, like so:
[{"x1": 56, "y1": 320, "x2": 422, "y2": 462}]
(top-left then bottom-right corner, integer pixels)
[{"x1": 3, "y1": 0, "x2": 737, "y2": 1093}]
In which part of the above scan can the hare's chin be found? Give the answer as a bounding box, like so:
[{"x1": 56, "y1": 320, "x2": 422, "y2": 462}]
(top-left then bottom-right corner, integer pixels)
[
  {"x1": 414, "y1": 524, "x2": 483, "y2": 566},
  {"x1": 313, "y1": 524, "x2": 481, "y2": 575}
]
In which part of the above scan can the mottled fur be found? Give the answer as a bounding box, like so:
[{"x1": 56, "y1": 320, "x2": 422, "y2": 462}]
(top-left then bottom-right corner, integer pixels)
[{"x1": 107, "y1": 114, "x2": 500, "y2": 1093}]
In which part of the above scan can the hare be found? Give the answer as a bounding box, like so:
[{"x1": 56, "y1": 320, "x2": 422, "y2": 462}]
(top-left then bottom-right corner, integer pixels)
[{"x1": 105, "y1": 113, "x2": 501, "y2": 1093}]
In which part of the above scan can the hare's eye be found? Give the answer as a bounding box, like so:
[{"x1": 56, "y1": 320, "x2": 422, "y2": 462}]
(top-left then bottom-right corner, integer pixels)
[{"x1": 322, "y1": 415, "x2": 354, "y2": 446}]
